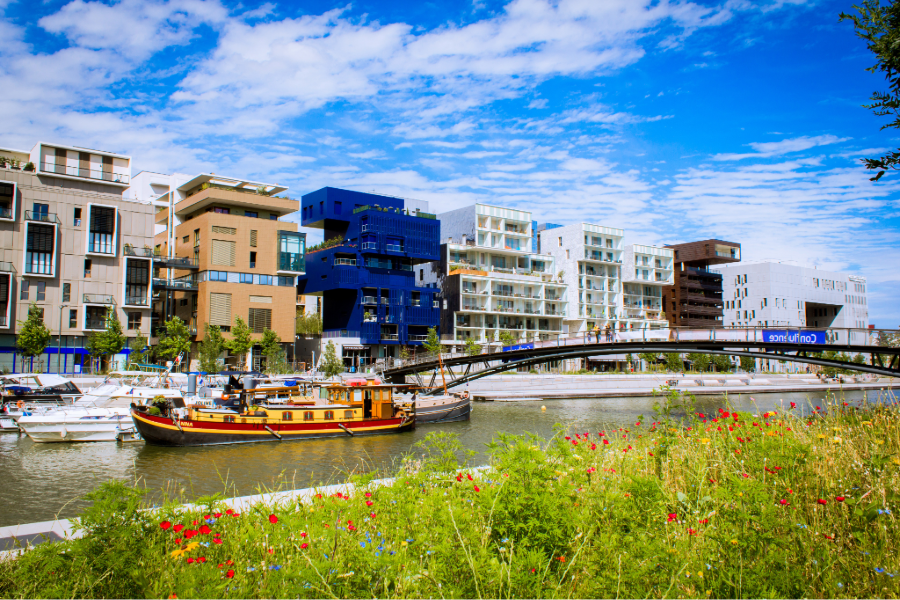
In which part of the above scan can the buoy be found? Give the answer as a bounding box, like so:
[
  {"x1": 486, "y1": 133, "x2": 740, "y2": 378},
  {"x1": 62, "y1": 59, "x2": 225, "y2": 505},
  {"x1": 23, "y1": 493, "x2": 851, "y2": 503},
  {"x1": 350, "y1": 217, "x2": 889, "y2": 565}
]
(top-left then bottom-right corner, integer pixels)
[{"x1": 541, "y1": 405, "x2": 546, "y2": 411}]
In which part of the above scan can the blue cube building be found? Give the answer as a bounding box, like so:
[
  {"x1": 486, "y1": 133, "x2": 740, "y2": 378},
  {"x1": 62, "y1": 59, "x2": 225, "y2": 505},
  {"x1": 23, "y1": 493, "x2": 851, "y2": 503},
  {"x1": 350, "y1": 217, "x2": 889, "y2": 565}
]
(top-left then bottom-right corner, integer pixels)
[{"x1": 298, "y1": 187, "x2": 441, "y2": 367}]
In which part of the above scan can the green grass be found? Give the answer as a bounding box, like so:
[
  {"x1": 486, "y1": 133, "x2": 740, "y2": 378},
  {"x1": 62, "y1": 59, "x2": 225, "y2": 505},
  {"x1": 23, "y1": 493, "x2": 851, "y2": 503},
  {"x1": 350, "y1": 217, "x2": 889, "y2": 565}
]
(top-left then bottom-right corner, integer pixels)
[{"x1": 1, "y1": 393, "x2": 898, "y2": 598}]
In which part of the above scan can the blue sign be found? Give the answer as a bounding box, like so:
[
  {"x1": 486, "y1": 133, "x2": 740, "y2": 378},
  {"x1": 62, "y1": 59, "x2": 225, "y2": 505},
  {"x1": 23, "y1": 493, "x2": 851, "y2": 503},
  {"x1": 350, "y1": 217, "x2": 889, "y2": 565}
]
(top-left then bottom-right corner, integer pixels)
[
  {"x1": 762, "y1": 330, "x2": 826, "y2": 345},
  {"x1": 502, "y1": 342, "x2": 534, "y2": 352}
]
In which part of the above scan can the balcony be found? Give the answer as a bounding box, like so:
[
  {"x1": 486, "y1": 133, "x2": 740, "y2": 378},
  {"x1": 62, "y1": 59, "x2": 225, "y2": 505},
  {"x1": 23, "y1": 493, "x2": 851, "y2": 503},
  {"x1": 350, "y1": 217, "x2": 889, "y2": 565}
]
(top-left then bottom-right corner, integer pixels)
[
  {"x1": 84, "y1": 319, "x2": 106, "y2": 331},
  {"x1": 366, "y1": 258, "x2": 392, "y2": 269},
  {"x1": 278, "y1": 252, "x2": 305, "y2": 273},
  {"x1": 125, "y1": 295, "x2": 149, "y2": 306},
  {"x1": 41, "y1": 161, "x2": 130, "y2": 184},
  {"x1": 362, "y1": 242, "x2": 377, "y2": 251},
  {"x1": 410, "y1": 299, "x2": 421, "y2": 306},
  {"x1": 152, "y1": 253, "x2": 199, "y2": 270},
  {"x1": 361, "y1": 296, "x2": 377, "y2": 305},
  {"x1": 123, "y1": 245, "x2": 155, "y2": 258},
  {"x1": 396, "y1": 264, "x2": 413, "y2": 272},
  {"x1": 84, "y1": 294, "x2": 116, "y2": 305},
  {"x1": 385, "y1": 244, "x2": 403, "y2": 253},
  {"x1": 380, "y1": 297, "x2": 390, "y2": 305},
  {"x1": 408, "y1": 334, "x2": 428, "y2": 342},
  {"x1": 334, "y1": 258, "x2": 357, "y2": 266},
  {"x1": 25, "y1": 210, "x2": 60, "y2": 224},
  {"x1": 381, "y1": 334, "x2": 399, "y2": 341},
  {"x1": 0, "y1": 262, "x2": 15, "y2": 274},
  {"x1": 152, "y1": 275, "x2": 198, "y2": 291},
  {"x1": 433, "y1": 300, "x2": 440, "y2": 308}
]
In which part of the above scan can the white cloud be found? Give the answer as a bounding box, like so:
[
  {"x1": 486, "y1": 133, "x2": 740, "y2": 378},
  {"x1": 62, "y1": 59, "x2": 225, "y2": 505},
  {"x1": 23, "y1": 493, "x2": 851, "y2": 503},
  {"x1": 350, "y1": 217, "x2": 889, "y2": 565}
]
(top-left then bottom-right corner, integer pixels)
[{"x1": 713, "y1": 134, "x2": 852, "y2": 161}]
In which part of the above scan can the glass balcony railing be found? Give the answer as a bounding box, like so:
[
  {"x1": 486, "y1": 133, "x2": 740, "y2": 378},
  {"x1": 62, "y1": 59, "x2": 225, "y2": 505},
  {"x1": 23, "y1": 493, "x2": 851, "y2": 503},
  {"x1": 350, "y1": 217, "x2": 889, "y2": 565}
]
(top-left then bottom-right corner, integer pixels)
[
  {"x1": 25, "y1": 210, "x2": 60, "y2": 223},
  {"x1": 123, "y1": 245, "x2": 155, "y2": 258},
  {"x1": 84, "y1": 294, "x2": 116, "y2": 305},
  {"x1": 385, "y1": 244, "x2": 403, "y2": 252},
  {"x1": 84, "y1": 319, "x2": 106, "y2": 330},
  {"x1": 360, "y1": 296, "x2": 377, "y2": 305},
  {"x1": 334, "y1": 258, "x2": 357, "y2": 266},
  {"x1": 0, "y1": 206, "x2": 11, "y2": 220},
  {"x1": 125, "y1": 296, "x2": 149, "y2": 306},
  {"x1": 0, "y1": 261, "x2": 16, "y2": 273},
  {"x1": 41, "y1": 162, "x2": 130, "y2": 184},
  {"x1": 278, "y1": 252, "x2": 305, "y2": 273}
]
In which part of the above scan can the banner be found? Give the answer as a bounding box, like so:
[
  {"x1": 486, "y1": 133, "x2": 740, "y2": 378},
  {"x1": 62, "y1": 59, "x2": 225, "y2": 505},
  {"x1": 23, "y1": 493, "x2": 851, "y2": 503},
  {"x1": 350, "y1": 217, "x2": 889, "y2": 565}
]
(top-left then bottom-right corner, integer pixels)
[
  {"x1": 762, "y1": 330, "x2": 826, "y2": 344},
  {"x1": 502, "y1": 342, "x2": 534, "y2": 352}
]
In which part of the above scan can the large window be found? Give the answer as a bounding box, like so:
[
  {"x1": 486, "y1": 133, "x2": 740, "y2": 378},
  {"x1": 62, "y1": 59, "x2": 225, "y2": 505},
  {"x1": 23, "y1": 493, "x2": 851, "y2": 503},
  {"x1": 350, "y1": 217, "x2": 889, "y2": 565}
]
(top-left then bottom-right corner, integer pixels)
[
  {"x1": 127, "y1": 312, "x2": 142, "y2": 330},
  {"x1": 62, "y1": 282, "x2": 71, "y2": 302},
  {"x1": 125, "y1": 259, "x2": 150, "y2": 305},
  {"x1": 88, "y1": 205, "x2": 116, "y2": 254},
  {"x1": 248, "y1": 308, "x2": 272, "y2": 333},
  {"x1": 25, "y1": 223, "x2": 55, "y2": 275},
  {"x1": 211, "y1": 239, "x2": 236, "y2": 266},
  {"x1": 209, "y1": 293, "x2": 232, "y2": 327},
  {"x1": 277, "y1": 231, "x2": 305, "y2": 272}
]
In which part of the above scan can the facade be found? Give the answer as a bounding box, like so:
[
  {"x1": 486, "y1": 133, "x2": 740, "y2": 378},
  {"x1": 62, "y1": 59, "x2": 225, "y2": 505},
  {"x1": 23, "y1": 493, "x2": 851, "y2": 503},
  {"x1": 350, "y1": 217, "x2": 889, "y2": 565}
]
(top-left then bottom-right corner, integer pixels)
[
  {"x1": 715, "y1": 261, "x2": 869, "y2": 329},
  {"x1": 133, "y1": 172, "x2": 304, "y2": 370},
  {"x1": 297, "y1": 187, "x2": 440, "y2": 367},
  {"x1": 621, "y1": 244, "x2": 675, "y2": 329},
  {"x1": 665, "y1": 239, "x2": 741, "y2": 328},
  {"x1": 542, "y1": 222, "x2": 623, "y2": 335},
  {"x1": 1, "y1": 141, "x2": 154, "y2": 373},
  {"x1": 431, "y1": 204, "x2": 566, "y2": 347}
]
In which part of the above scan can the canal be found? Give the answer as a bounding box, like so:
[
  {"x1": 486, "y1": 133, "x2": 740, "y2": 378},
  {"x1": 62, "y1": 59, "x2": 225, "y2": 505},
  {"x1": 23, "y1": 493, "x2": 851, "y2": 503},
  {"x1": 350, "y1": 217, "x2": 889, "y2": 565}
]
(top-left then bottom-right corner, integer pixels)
[{"x1": 0, "y1": 388, "x2": 893, "y2": 527}]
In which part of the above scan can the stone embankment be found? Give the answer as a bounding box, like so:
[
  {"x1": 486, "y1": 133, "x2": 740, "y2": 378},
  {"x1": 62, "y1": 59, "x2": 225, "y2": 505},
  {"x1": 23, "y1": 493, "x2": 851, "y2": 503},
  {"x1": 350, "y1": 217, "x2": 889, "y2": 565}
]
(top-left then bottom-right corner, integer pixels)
[{"x1": 438, "y1": 372, "x2": 898, "y2": 402}]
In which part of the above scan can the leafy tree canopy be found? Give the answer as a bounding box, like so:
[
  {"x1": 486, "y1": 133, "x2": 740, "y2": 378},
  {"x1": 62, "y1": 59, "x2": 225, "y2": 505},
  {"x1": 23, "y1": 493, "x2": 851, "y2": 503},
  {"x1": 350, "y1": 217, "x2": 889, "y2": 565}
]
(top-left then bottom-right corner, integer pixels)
[
  {"x1": 320, "y1": 340, "x2": 345, "y2": 379},
  {"x1": 16, "y1": 304, "x2": 50, "y2": 359},
  {"x1": 226, "y1": 317, "x2": 253, "y2": 369},
  {"x1": 424, "y1": 327, "x2": 442, "y2": 356},
  {"x1": 157, "y1": 316, "x2": 191, "y2": 364}
]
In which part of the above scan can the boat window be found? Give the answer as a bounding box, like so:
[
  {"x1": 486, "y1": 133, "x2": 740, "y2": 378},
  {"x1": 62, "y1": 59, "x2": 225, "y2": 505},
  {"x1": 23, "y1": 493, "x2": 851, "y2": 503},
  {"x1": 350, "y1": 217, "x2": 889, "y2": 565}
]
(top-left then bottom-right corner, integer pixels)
[
  {"x1": 282, "y1": 412, "x2": 292, "y2": 421},
  {"x1": 324, "y1": 410, "x2": 334, "y2": 420},
  {"x1": 344, "y1": 410, "x2": 354, "y2": 419},
  {"x1": 224, "y1": 416, "x2": 235, "y2": 423},
  {"x1": 303, "y1": 411, "x2": 314, "y2": 421}
]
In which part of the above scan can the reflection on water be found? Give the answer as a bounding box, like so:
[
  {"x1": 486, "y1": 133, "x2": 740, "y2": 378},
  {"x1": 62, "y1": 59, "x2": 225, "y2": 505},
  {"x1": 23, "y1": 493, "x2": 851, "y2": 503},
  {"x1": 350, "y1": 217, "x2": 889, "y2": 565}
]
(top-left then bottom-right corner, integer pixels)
[{"x1": 0, "y1": 388, "x2": 893, "y2": 527}]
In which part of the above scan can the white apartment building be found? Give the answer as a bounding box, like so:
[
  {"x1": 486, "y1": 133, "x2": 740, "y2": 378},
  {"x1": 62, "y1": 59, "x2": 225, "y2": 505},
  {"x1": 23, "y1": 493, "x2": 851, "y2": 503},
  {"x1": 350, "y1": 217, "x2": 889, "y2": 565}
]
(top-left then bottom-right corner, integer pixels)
[
  {"x1": 716, "y1": 261, "x2": 869, "y2": 329},
  {"x1": 621, "y1": 244, "x2": 675, "y2": 329},
  {"x1": 542, "y1": 223, "x2": 624, "y2": 335},
  {"x1": 428, "y1": 204, "x2": 567, "y2": 347}
]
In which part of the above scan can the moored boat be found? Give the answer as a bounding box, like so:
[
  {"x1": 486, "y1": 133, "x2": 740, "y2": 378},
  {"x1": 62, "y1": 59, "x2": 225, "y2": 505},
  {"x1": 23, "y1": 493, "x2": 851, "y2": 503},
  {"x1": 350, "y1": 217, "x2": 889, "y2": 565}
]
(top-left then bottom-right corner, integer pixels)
[
  {"x1": 395, "y1": 390, "x2": 472, "y2": 423},
  {"x1": 132, "y1": 381, "x2": 415, "y2": 447}
]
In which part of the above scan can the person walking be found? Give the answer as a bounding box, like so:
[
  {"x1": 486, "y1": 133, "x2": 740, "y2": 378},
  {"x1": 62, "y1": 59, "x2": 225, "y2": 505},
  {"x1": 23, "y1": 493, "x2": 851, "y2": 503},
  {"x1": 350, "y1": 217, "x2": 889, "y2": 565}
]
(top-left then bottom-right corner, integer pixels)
[
  {"x1": 592, "y1": 325, "x2": 601, "y2": 343},
  {"x1": 604, "y1": 323, "x2": 612, "y2": 342}
]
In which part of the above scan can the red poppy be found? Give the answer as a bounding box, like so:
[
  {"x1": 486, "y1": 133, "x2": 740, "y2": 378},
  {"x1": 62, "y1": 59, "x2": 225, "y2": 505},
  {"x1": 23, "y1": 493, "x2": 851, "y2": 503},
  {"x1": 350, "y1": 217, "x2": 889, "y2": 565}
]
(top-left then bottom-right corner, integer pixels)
[
  {"x1": 226, "y1": 559, "x2": 234, "y2": 565},
  {"x1": 365, "y1": 492, "x2": 372, "y2": 497},
  {"x1": 836, "y1": 496, "x2": 845, "y2": 502},
  {"x1": 173, "y1": 524, "x2": 184, "y2": 533},
  {"x1": 192, "y1": 520, "x2": 198, "y2": 526},
  {"x1": 214, "y1": 512, "x2": 223, "y2": 518},
  {"x1": 602, "y1": 439, "x2": 609, "y2": 445},
  {"x1": 174, "y1": 538, "x2": 182, "y2": 544},
  {"x1": 365, "y1": 500, "x2": 374, "y2": 507},
  {"x1": 790, "y1": 402, "x2": 796, "y2": 409},
  {"x1": 558, "y1": 556, "x2": 566, "y2": 562},
  {"x1": 648, "y1": 452, "x2": 654, "y2": 457},
  {"x1": 667, "y1": 513, "x2": 677, "y2": 522},
  {"x1": 688, "y1": 528, "x2": 697, "y2": 535},
  {"x1": 225, "y1": 569, "x2": 234, "y2": 578},
  {"x1": 456, "y1": 473, "x2": 463, "y2": 482},
  {"x1": 787, "y1": 489, "x2": 793, "y2": 494},
  {"x1": 779, "y1": 499, "x2": 789, "y2": 506},
  {"x1": 213, "y1": 539, "x2": 223, "y2": 545},
  {"x1": 218, "y1": 563, "x2": 224, "y2": 569},
  {"x1": 300, "y1": 542, "x2": 308, "y2": 549},
  {"x1": 160, "y1": 521, "x2": 172, "y2": 530},
  {"x1": 467, "y1": 473, "x2": 473, "y2": 481},
  {"x1": 590, "y1": 444, "x2": 596, "y2": 450},
  {"x1": 530, "y1": 568, "x2": 536, "y2": 573},
  {"x1": 699, "y1": 519, "x2": 709, "y2": 524},
  {"x1": 300, "y1": 532, "x2": 307, "y2": 538},
  {"x1": 370, "y1": 512, "x2": 376, "y2": 519},
  {"x1": 742, "y1": 473, "x2": 749, "y2": 478},
  {"x1": 269, "y1": 514, "x2": 278, "y2": 524},
  {"x1": 186, "y1": 557, "x2": 194, "y2": 564},
  {"x1": 198, "y1": 556, "x2": 207, "y2": 563},
  {"x1": 199, "y1": 525, "x2": 211, "y2": 535},
  {"x1": 203, "y1": 514, "x2": 210, "y2": 520},
  {"x1": 572, "y1": 440, "x2": 578, "y2": 446},
  {"x1": 184, "y1": 530, "x2": 196, "y2": 539},
  {"x1": 565, "y1": 436, "x2": 571, "y2": 440},
  {"x1": 474, "y1": 485, "x2": 481, "y2": 492},
  {"x1": 225, "y1": 509, "x2": 234, "y2": 515},
  {"x1": 817, "y1": 499, "x2": 827, "y2": 505}
]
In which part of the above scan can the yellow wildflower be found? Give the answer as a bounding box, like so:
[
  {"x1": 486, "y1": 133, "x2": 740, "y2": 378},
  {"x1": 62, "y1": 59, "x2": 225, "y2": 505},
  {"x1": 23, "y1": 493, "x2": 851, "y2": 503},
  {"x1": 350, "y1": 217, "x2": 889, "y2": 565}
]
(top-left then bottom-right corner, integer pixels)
[
  {"x1": 700, "y1": 438, "x2": 711, "y2": 445},
  {"x1": 833, "y1": 437, "x2": 842, "y2": 445},
  {"x1": 817, "y1": 434, "x2": 826, "y2": 439},
  {"x1": 730, "y1": 539, "x2": 738, "y2": 545}
]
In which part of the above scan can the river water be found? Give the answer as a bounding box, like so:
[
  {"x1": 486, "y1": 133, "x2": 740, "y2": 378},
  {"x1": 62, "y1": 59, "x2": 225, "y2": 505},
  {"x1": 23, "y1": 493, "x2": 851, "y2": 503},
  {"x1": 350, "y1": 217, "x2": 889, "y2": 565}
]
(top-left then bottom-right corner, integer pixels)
[{"x1": 0, "y1": 388, "x2": 895, "y2": 527}]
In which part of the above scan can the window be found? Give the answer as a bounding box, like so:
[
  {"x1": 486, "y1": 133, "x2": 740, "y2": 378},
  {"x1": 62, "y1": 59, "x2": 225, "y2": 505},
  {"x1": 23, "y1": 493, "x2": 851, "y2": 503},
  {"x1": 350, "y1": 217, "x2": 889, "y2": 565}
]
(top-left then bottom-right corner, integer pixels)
[
  {"x1": 20, "y1": 280, "x2": 29, "y2": 300},
  {"x1": 193, "y1": 229, "x2": 200, "y2": 245},
  {"x1": 180, "y1": 298, "x2": 188, "y2": 306},
  {"x1": 344, "y1": 410, "x2": 354, "y2": 419},
  {"x1": 334, "y1": 201, "x2": 342, "y2": 215},
  {"x1": 36, "y1": 281, "x2": 45, "y2": 301},
  {"x1": 33, "y1": 203, "x2": 49, "y2": 218},
  {"x1": 34, "y1": 307, "x2": 44, "y2": 320},
  {"x1": 84, "y1": 259, "x2": 92, "y2": 278},
  {"x1": 258, "y1": 275, "x2": 273, "y2": 286},
  {"x1": 213, "y1": 207, "x2": 230, "y2": 214},
  {"x1": 128, "y1": 312, "x2": 142, "y2": 330},
  {"x1": 182, "y1": 236, "x2": 189, "y2": 244},
  {"x1": 282, "y1": 411, "x2": 292, "y2": 421},
  {"x1": 324, "y1": 410, "x2": 334, "y2": 420},
  {"x1": 245, "y1": 211, "x2": 258, "y2": 219},
  {"x1": 239, "y1": 273, "x2": 253, "y2": 284},
  {"x1": 209, "y1": 293, "x2": 232, "y2": 326},
  {"x1": 211, "y1": 239, "x2": 236, "y2": 266},
  {"x1": 69, "y1": 309, "x2": 77, "y2": 328},
  {"x1": 88, "y1": 205, "x2": 116, "y2": 254},
  {"x1": 73, "y1": 207, "x2": 82, "y2": 227},
  {"x1": 566, "y1": 249, "x2": 570, "y2": 259},
  {"x1": 209, "y1": 271, "x2": 228, "y2": 282},
  {"x1": 224, "y1": 416, "x2": 235, "y2": 423},
  {"x1": 269, "y1": 214, "x2": 277, "y2": 221},
  {"x1": 250, "y1": 230, "x2": 258, "y2": 247},
  {"x1": 277, "y1": 276, "x2": 294, "y2": 286},
  {"x1": 62, "y1": 282, "x2": 70, "y2": 302},
  {"x1": 558, "y1": 237, "x2": 562, "y2": 247},
  {"x1": 249, "y1": 252, "x2": 257, "y2": 268},
  {"x1": 304, "y1": 411, "x2": 314, "y2": 421},
  {"x1": 248, "y1": 308, "x2": 272, "y2": 333}
]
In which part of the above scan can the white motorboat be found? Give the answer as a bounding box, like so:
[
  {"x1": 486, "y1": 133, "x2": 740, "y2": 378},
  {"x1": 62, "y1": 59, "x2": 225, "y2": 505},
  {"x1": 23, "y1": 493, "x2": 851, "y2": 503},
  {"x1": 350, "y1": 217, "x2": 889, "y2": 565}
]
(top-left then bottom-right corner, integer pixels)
[{"x1": 17, "y1": 383, "x2": 184, "y2": 443}]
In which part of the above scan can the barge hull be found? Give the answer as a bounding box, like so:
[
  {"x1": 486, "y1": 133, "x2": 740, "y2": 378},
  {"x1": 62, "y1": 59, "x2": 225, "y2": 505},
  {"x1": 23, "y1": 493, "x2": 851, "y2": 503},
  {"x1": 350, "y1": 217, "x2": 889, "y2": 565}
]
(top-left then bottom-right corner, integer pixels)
[{"x1": 132, "y1": 410, "x2": 414, "y2": 447}]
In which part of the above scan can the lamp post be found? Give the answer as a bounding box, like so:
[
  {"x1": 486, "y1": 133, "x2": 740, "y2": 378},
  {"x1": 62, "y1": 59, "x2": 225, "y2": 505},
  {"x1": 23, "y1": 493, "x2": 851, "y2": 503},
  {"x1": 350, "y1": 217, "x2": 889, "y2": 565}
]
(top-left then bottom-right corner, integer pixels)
[{"x1": 57, "y1": 304, "x2": 68, "y2": 374}]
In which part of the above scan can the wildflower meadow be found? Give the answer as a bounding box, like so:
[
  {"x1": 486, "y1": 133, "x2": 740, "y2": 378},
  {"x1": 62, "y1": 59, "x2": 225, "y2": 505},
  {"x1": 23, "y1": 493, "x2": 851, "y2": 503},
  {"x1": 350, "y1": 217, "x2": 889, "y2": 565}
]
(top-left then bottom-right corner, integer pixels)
[{"x1": 1, "y1": 391, "x2": 898, "y2": 598}]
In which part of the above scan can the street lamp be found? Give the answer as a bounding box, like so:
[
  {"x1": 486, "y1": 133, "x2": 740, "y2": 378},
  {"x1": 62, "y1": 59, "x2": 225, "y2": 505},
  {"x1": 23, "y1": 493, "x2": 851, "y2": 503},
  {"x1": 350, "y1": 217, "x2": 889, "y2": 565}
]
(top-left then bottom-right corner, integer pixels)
[{"x1": 57, "y1": 304, "x2": 68, "y2": 374}]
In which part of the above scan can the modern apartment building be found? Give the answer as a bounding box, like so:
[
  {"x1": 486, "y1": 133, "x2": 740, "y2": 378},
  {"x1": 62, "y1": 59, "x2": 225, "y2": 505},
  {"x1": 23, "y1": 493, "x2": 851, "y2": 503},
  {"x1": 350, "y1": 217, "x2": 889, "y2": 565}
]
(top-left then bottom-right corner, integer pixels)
[
  {"x1": 297, "y1": 187, "x2": 440, "y2": 367},
  {"x1": 131, "y1": 171, "x2": 305, "y2": 370},
  {"x1": 541, "y1": 222, "x2": 623, "y2": 336},
  {"x1": 715, "y1": 261, "x2": 869, "y2": 329},
  {"x1": 431, "y1": 204, "x2": 566, "y2": 348},
  {"x1": 621, "y1": 244, "x2": 675, "y2": 330},
  {"x1": 664, "y1": 239, "x2": 741, "y2": 328},
  {"x1": 0, "y1": 141, "x2": 154, "y2": 373}
]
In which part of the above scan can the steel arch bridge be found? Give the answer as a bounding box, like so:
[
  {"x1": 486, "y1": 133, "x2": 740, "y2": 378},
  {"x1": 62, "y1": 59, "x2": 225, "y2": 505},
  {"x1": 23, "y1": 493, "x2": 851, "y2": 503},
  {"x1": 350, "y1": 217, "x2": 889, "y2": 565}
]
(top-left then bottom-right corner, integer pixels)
[{"x1": 382, "y1": 337, "x2": 900, "y2": 394}]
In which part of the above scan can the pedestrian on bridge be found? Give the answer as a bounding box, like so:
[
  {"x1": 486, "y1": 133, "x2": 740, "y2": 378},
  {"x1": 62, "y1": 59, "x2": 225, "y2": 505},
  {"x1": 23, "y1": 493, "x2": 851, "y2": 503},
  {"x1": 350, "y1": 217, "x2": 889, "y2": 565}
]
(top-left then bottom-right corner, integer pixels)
[
  {"x1": 604, "y1": 323, "x2": 612, "y2": 342},
  {"x1": 592, "y1": 325, "x2": 601, "y2": 343}
]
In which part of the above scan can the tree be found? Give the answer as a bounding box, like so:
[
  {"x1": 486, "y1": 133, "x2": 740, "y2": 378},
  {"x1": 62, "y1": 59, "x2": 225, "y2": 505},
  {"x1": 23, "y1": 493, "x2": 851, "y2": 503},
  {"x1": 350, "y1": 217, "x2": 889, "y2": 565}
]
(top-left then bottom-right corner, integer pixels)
[
  {"x1": 464, "y1": 338, "x2": 482, "y2": 356},
  {"x1": 260, "y1": 329, "x2": 288, "y2": 374},
  {"x1": 198, "y1": 324, "x2": 225, "y2": 373},
  {"x1": 665, "y1": 352, "x2": 684, "y2": 372},
  {"x1": 740, "y1": 355, "x2": 756, "y2": 372},
  {"x1": 88, "y1": 307, "x2": 126, "y2": 371},
  {"x1": 499, "y1": 330, "x2": 519, "y2": 347},
  {"x1": 687, "y1": 352, "x2": 710, "y2": 373},
  {"x1": 296, "y1": 311, "x2": 322, "y2": 336},
  {"x1": 17, "y1": 303, "x2": 50, "y2": 371},
  {"x1": 841, "y1": 1, "x2": 900, "y2": 180},
  {"x1": 712, "y1": 354, "x2": 732, "y2": 373},
  {"x1": 226, "y1": 317, "x2": 253, "y2": 370},
  {"x1": 320, "y1": 340, "x2": 345, "y2": 379},
  {"x1": 128, "y1": 334, "x2": 148, "y2": 369},
  {"x1": 424, "y1": 327, "x2": 442, "y2": 356},
  {"x1": 157, "y1": 316, "x2": 191, "y2": 370},
  {"x1": 638, "y1": 352, "x2": 659, "y2": 372}
]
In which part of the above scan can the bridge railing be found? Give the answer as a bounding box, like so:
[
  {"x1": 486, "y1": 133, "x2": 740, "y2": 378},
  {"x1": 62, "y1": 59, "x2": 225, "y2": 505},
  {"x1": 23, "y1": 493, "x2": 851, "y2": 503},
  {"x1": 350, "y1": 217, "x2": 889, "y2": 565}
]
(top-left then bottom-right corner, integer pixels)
[{"x1": 384, "y1": 326, "x2": 900, "y2": 372}]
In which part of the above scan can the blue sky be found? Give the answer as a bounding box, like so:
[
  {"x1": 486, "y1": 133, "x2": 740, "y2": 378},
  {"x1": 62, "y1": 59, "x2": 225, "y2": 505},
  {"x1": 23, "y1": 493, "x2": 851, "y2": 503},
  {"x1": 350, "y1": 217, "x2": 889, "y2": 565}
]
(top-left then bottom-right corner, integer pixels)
[{"x1": 1, "y1": 0, "x2": 897, "y2": 326}]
